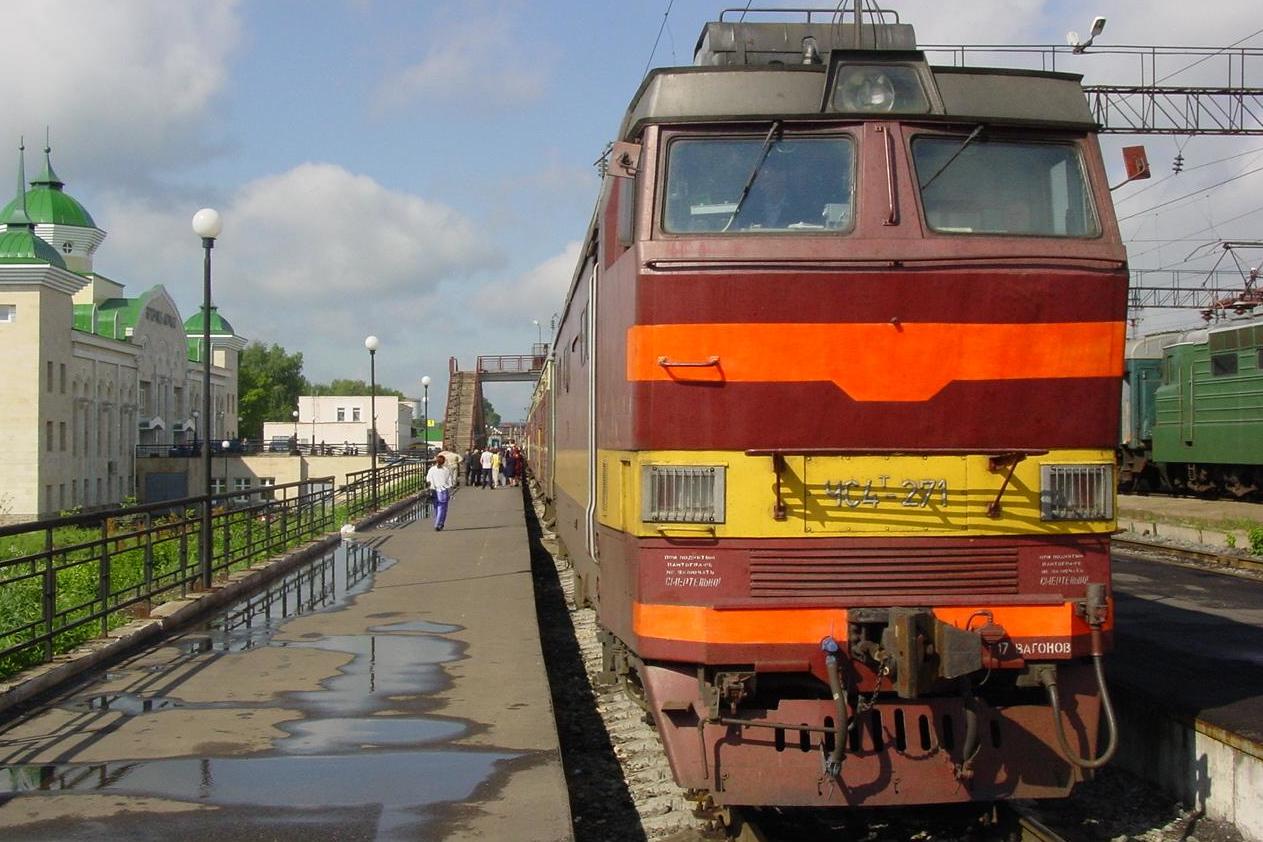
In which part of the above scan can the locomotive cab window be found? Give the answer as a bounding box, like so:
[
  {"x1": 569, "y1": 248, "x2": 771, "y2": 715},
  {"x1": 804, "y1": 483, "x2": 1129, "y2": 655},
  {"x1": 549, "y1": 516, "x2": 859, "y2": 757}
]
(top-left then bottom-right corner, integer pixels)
[
  {"x1": 662, "y1": 135, "x2": 855, "y2": 234},
  {"x1": 912, "y1": 137, "x2": 1099, "y2": 237},
  {"x1": 1211, "y1": 352, "x2": 1238, "y2": 377}
]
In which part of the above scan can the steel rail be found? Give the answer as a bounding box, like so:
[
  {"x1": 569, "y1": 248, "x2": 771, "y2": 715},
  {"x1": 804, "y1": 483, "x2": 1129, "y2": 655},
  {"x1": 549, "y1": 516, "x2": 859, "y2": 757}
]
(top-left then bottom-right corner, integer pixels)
[{"x1": 1112, "y1": 535, "x2": 1263, "y2": 575}]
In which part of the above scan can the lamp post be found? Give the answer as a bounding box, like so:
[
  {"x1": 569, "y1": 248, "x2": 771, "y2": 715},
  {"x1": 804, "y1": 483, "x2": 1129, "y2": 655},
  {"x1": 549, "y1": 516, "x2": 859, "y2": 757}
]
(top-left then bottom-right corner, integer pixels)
[
  {"x1": 365, "y1": 335, "x2": 380, "y2": 510},
  {"x1": 191, "y1": 409, "x2": 199, "y2": 451},
  {"x1": 192, "y1": 207, "x2": 222, "y2": 589},
  {"x1": 292, "y1": 408, "x2": 300, "y2": 454},
  {"x1": 221, "y1": 439, "x2": 230, "y2": 504},
  {"x1": 533, "y1": 319, "x2": 541, "y2": 344},
  {"x1": 421, "y1": 375, "x2": 431, "y2": 464}
]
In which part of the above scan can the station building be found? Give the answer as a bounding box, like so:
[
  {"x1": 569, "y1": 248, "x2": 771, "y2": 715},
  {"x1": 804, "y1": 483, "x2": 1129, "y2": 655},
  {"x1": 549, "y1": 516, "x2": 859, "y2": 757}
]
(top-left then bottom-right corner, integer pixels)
[
  {"x1": 262, "y1": 395, "x2": 415, "y2": 454},
  {"x1": 0, "y1": 143, "x2": 243, "y2": 522}
]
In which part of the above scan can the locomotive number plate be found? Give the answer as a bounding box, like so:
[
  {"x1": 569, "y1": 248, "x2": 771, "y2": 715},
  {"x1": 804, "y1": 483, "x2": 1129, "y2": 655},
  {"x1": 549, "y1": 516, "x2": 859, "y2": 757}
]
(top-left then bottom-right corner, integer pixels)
[
  {"x1": 802, "y1": 456, "x2": 970, "y2": 533},
  {"x1": 823, "y1": 477, "x2": 949, "y2": 509}
]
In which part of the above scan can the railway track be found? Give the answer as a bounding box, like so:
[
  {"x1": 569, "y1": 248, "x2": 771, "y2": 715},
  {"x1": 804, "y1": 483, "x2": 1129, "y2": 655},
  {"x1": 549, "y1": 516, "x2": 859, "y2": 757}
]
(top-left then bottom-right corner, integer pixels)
[{"x1": 1112, "y1": 534, "x2": 1263, "y2": 575}]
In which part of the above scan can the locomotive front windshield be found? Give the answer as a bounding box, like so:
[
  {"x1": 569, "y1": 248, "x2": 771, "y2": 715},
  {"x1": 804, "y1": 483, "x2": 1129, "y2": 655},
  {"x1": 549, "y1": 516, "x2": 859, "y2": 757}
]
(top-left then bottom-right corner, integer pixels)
[
  {"x1": 912, "y1": 136, "x2": 1100, "y2": 237},
  {"x1": 663, "y1": 136, "x2": 855, "y2": 234}
]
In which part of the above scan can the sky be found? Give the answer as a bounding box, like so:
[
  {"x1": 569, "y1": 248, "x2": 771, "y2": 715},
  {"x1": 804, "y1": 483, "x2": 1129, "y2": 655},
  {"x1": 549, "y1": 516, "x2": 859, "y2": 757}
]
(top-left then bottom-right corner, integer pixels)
[{"x1": 1, "y1": 0, "x2": 1260, "y2": 422}]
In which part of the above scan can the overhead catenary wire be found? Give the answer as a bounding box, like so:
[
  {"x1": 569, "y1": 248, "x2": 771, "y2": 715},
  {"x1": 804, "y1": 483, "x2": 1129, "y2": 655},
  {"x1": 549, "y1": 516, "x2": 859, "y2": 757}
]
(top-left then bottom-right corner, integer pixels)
[
  {"x1": 1126, "y1": 202, "x2": 1263, "y2": 262},
  {"x1": 1154, "y1": 26, "x2": 1263, "y2": 83},
  {"x1": 1115, "y1": 144, "x2": 1263, "y2": 205},
  {"x1": 643, "y1": 0, "x2": 676, "y2": 78},
  {"x1": 1116, "y1": 163, "x2": 1263, "y2": 222}
]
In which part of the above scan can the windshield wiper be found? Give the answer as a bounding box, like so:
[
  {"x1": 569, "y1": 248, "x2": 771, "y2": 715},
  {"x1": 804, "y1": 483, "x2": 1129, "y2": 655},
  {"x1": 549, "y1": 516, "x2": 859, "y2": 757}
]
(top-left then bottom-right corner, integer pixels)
[
  {"x1": 724, "y1": 121, "x2": 783, "y2": 231},
  {"x1": 918, "y1": 124, "x2": 985, "y2": 192}
]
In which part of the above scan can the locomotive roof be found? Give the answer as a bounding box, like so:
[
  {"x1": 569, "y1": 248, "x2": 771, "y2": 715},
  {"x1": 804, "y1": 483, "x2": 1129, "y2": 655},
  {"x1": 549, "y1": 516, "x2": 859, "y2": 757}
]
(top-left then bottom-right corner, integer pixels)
[{"x1": 619, "y1": 18, "x2": 1096, "y2": 139}]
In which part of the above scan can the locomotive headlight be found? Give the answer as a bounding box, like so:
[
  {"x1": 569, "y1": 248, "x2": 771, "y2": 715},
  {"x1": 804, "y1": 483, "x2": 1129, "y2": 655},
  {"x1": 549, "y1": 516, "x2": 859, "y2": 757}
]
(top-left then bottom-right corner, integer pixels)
[
  {"x1": 1040, "y1": 464, "x2": 1114, "y2": 521},
  {"x1": 837, "y1": 69, "x2": 896, "y2": 111},
  {"x1": 830, "y1": 63, "x2": 931, "y2": 114}
]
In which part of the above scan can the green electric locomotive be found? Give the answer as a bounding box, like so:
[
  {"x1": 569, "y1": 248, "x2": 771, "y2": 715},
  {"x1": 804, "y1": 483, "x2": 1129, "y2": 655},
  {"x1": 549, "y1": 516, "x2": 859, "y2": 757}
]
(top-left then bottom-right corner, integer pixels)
[{"x1": 1120, "y1": 316, "x2": 1263, "y2": 497}]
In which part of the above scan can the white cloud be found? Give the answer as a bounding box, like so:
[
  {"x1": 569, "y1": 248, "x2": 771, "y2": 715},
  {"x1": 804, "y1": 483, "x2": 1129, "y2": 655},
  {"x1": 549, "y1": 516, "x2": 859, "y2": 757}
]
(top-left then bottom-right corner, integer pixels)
[
  {"x1": 95, "y1": 162, "x2": 502, "y2": 390},
  {"x1": 373, "y1": 11, "x2": 552, "y2": 110},
  {"x1": 474, "y1": 242, "x2": 580, "y2": 321},
  {"x1": 0, "y1": 1, "x2": 242, "y2": 186}
]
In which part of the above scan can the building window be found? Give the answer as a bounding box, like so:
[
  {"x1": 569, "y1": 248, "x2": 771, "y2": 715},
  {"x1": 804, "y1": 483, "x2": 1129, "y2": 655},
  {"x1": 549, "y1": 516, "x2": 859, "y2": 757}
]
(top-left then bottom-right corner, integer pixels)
[
  {"x1": 59, "y1": 484, "x2": 65, "y2": 510},
  {"x1": 46, "y1": 420, "x2": 53, "y2": 451},
  {"x1": 234, "y1": 478, "x2": 250, "y2": 492},
  {"x1": 0, "y1": 304, "x2": 14, "y2": 322},
  {"x1": 337, "y1": 407, "x2": 346, "y2": 422},
  {"x1": 47, "y1": 361, "x2": 54, "y2": 392},
  {"x1": 212, "y1": 478, "x2": 226, "y2": 495},
  {"x1": 59, "y1": 421, "x2": 66, "y2": 451},
  {"x1": 60, "y1": 363, "x2": 66, "y2": 393},
  {"x1": 259, "y1": 477, "x2": 276, "y2": 501},
  {"x1": 352, "y1": 407, "x2": 361, "y2": 422},
  {"x1": 1211, "y1": 352, "x2": 1238, "y2": 377}
]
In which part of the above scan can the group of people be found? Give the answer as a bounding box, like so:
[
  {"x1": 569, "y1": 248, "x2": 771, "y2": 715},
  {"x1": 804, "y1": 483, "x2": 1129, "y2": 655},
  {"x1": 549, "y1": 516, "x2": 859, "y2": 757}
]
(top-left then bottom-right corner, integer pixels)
[
  {"x1": 461, "y1": 444, "x2": 523, "y2": 489},
  {"x1": 424, "y1": 443, "x2": 526, "y2": 532}
]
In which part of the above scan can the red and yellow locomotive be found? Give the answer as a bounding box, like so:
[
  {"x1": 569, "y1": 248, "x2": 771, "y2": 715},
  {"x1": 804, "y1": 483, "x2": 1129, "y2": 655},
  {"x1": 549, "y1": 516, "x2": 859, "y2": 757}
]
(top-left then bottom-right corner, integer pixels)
[{"x1": 526, "y1": 10, "x2": 1125, "y2": 808}]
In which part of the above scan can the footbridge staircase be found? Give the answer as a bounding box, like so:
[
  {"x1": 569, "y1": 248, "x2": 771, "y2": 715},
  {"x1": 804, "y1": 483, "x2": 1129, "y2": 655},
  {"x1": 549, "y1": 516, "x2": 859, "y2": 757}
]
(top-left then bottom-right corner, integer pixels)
[{"x1": 442, "y1": 348, "x2": 548, "y2": 451}]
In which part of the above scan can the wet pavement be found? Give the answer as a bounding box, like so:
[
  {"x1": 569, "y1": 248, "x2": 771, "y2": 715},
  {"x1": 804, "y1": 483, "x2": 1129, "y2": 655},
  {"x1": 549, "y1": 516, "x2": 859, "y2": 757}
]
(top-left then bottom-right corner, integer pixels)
[{"x1": 0, "y1": 488, "x2": 571, "y2": 840}]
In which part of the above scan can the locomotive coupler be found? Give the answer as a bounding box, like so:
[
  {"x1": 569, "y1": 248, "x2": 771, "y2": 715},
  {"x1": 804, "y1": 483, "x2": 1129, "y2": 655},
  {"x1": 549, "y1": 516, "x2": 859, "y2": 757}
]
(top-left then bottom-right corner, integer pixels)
[{"x1": 880, "y1": 608, "x2": 985, "y2": 699}]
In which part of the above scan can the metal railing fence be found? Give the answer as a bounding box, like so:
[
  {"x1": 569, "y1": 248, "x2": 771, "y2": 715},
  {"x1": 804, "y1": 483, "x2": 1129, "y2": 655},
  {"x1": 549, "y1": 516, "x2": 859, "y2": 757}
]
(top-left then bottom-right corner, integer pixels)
[
  {"x1": 0, "y1": 461, "x2": 423, "y2": 678},
  {"x1": 343, "y1": 460, "x2": 426, "y2": 520}
]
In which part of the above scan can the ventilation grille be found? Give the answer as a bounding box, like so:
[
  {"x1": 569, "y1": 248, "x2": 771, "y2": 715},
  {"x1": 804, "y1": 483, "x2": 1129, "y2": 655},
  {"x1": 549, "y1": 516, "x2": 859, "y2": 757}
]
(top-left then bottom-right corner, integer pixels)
[
  {"x1": 641, "y1": 465, "x2": 726, "y2": 524},
  {"x1": 749, "y1": 546, "x2": 1019, "y2": 598},
  {"x1": 1040, "y1": 464, "x2": 1113, "y2": 521}
]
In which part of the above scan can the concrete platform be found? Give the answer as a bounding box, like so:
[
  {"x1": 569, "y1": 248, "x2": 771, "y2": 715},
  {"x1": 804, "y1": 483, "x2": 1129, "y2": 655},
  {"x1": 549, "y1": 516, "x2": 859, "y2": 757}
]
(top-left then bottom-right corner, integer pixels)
[
  {"x1": 0, "y1": 485, "x2": 572, "y2": 841},
  {"x1": 1110, "y1": 544, "x2": 1263, "y2": 840},
  {"x1": 1118, "y1": 493, "x2": 1263, "y2": 551}
]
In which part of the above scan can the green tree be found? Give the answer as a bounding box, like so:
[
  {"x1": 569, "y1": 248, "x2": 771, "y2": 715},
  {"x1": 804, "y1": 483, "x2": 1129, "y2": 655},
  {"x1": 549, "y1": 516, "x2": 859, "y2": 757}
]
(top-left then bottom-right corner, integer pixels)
[
  {"x1": 482, "y1": 397, "x2": 501, "y2": 428},
  {"x1": 311, "y1": 379, "x2": 405, "y2": 398},
  {"x1": 238, "y1": 342, "x2": 309, "y2": 439}
]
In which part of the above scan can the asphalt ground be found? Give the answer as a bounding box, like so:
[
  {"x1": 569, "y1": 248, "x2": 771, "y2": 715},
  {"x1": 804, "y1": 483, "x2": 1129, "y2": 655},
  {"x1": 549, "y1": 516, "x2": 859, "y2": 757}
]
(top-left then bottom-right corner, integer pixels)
[
  {"x1": 0, "y1": 483, "x2": 572, "y2": 841},
  {"x1": 1113, "y1": 494, "x2": 1263, "y2": 746},
  {"x1": 1111, "y1": 550, "x2": 1263, "y2": 747}
]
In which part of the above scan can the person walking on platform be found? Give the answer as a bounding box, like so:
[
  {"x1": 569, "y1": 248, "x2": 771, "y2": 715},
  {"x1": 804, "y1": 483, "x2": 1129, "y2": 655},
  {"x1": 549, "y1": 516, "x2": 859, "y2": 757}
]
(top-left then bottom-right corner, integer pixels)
[
  {"x1": 479, "y1": 447, "x2": 494, "y2": 488},
  {"x1": 465, "y1": 448, "x2": 479, "y2": 490},
  {"x1": 492, "y1": 448, "x2": 504, "y2": 487},
  {"x1": 426, "y1": 453, "x2": 455, "y2": 531}
]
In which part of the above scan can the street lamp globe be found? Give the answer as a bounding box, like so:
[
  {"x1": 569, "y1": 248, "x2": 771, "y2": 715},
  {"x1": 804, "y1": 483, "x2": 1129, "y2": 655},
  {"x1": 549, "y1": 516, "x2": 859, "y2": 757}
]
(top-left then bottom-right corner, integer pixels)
[
  {"x1": 364, "y1": 335, "x2": 379, "y2": 353},
  {"x1": 191, "y1": 208, "x2": 223, "y2": 240},
  {"x1": 421, "y1": 375, "x2": 431, "y2": 388}
]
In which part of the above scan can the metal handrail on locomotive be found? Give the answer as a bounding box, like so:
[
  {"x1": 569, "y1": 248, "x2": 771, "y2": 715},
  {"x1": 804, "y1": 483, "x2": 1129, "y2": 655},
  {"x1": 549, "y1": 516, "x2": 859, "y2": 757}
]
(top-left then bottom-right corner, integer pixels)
[{"x1": 525, "y1": 5, "x2": 1126, "y2": 809}]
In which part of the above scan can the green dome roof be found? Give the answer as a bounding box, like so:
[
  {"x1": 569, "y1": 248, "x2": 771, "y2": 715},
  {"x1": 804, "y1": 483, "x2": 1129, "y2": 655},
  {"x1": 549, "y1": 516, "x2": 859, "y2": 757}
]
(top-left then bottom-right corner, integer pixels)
[
  {"x1": 0, "y1": 226, "x2": 67, "y2": 267},
  {"x1": 0, "y1": 145, "x2": 96, "y2": 228},
  {"x1": 0, "y1": 187, "x2": 97, "y2": 228},
  {"x1": 185, "y1": 306, "x2": 235, "y2": 335}
]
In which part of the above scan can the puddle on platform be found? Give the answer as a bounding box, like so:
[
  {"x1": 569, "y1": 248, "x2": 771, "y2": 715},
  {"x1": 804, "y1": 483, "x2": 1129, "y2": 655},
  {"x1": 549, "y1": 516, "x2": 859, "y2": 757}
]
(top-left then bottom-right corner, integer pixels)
[
  {"x1": 0, "y1": 749, "x2": 515, "y2": 838},
  {"x1": 369, "y1": 619, "x2": 461, "y2": 635},
  {"x1": 173, "y1": 540, "x2": 398, "y2": 654},
  {"x1": 277, "y1": 716, "x2": 466, "y2": 753},
  {"x1": 1, "y1": 528, "x2": 498, "y2": 839},
  {"x1": 75, "y1": 694, "x2": 182, "y2": 715},
  {"x1": 284, "y1": 632, "x2": 463, "y2": 714}
]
